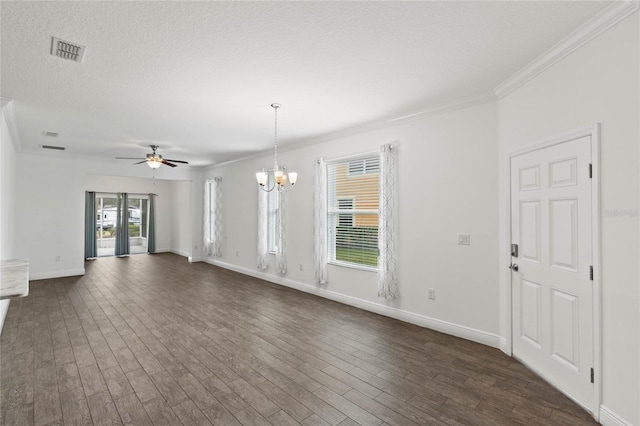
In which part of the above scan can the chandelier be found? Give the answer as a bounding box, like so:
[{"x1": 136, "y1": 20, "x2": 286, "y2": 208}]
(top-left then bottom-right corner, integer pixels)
[{"x1": 256, "y1": 103, "x2": 297, "y2": 192}]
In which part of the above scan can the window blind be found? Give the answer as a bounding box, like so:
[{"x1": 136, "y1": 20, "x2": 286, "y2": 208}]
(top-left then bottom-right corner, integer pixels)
[{"x1": 328, "y1": 154, "x2": 380, "y2": 268}]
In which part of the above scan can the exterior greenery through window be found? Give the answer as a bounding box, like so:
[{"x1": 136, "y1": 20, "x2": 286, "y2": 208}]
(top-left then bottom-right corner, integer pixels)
[{"x1": 328, "y1": 155, "x2": 379, "y2": 268}]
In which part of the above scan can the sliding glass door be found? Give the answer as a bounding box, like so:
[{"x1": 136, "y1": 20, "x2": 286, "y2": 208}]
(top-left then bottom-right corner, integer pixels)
[
  {"x1": 96, "y1": 193, "x2": 149, "y2": 257},
  {"x1": 96, "y1": 195, "x2": 118, "y2": 257},
  {"x1": 128, "y1": 197, "x2": 149, "y2": 254}
]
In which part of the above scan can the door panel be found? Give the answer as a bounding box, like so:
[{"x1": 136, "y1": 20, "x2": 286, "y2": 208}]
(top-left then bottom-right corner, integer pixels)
[
  {"x1": 520, "y1": 279, "x2": 542, "y2": 348},
  {"x1": 549, "y1": 198, "x2": 578, "y2": 271},
  {"x1": 511, "y1": 136, "x2": 593, "y2": 410},
  {"x1": 550, "y1": 289, "x2": 579, "y2": 369},
  {"x1": 520, "y1": 201, "x2": 541, "y2": 263}
]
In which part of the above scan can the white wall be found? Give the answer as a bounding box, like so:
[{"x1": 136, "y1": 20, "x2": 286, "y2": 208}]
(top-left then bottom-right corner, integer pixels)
[
  {"x1": 1, "y1": 107, "x2": 19, "y2": 332},
  {"x1": 169, "y1": 180, "x2": 193, "y2": 257},
  {"x1": 205, "y1": 101, "x2": 501, "y2": 344},
  {"x1": 498, "y1": 12, "x2": 639, "y2": 425},
  {"x1": 15, "y1": 153, "x2": 196, "y2": 279}
]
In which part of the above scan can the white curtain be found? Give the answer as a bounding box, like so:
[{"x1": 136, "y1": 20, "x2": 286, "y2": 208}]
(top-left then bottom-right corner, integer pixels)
[
  {"x1": 203, "y1": 180, "x2": 213, "y2": 256},
  {"x1": 257, "y1": 185, "x2": 268, "y2": 269},
  {"x1": 313, "y1": 158, "x2": 328, "y2": 284},
  {"x1": 211, "y1": 178, "x2": 222, "y2": 257},
  {"x1": 275, "y1": 190, "x2": 287, "y2": 274},
  {"x1": 378, "y1": 144, "x2": 398, "y2": 299}
]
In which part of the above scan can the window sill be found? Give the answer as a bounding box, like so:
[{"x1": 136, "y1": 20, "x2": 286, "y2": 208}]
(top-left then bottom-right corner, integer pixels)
[{"x1": 328, "y1": 261, "x2": 378, "y2": 273}]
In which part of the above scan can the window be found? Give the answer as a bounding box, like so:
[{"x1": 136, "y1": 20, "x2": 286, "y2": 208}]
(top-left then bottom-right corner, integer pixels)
[
  {"x1": 337, "y1": 198, "x2": 354, "y2": 227},
  {"x1": 267, "y1": 174, "x2": 279, "y2": 253},
  {"x1": 347, "y1": 158, "x2": 380, "y2": 176},
  {"x1": 328, "y1": 154, "x2": 379, "y2": 269}
]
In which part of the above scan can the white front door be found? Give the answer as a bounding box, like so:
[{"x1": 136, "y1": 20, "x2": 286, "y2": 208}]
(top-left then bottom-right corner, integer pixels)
[{"x1": 511, "y1": 136, "x2": 593, "y2": 410}]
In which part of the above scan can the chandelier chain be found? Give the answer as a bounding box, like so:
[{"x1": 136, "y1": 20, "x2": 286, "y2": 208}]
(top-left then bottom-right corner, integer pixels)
[{"x1": 274, "y1": 105, "x2": 278, "y2": 169}]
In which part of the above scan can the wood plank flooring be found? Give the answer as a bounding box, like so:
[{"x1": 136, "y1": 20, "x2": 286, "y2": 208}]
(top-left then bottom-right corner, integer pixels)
[{"x1": 1, "y1": 253, "x2": 597, "y2": 426}]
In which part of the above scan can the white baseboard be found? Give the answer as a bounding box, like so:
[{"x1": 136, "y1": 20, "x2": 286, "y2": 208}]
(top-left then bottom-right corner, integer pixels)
[
  {"x1": 499, "y1": 337, "x2": 511, "y2": 355},
  {"x1": 599, "y1": 405, "x2": 632, "y2": 426},
  {"x1": 188, "y1": 255, "x2": 204, "y2": 263},
  {"x1": 169, "y1": 249, "x2": 191, "y2": 258},
  {"x1": 205, "y1": 258, "x2": 500, "y2": 349},
  {"x1": 29, "y1": 268, "x2": 85, "y2": 281}
]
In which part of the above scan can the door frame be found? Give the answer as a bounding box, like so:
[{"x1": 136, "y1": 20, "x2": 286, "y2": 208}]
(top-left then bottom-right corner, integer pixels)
[{"x1": 503, "y1": 124, "x2": 601, "y2": 419}]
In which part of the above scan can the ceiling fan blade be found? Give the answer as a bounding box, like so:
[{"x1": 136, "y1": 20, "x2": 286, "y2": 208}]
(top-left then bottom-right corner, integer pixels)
[
  {"x1": 161, "y1": 160, "x2": 177, "y2": 168},
  {"x1": 116, "y1": 157, "x2": 145, "y2": 160},
  {"x1": 134, "y1": 160, "x2": 147, "y2": 165},
  {"x1": 164, "y1": 159, "x2": 189, "y2": 164}
]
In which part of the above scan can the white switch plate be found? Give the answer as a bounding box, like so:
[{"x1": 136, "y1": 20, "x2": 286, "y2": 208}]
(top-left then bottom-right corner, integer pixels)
[
  {"x1": 428, "y1": 288, "x2": 436, "y2": 300},
  {"x1": 458, "y1": 234, "x2": 470, "y2": 245}
]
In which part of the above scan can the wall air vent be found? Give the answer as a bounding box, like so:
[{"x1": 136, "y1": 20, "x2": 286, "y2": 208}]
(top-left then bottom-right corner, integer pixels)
[
  {"x1": 40, "y1": 145, "x2": 66, "y2": 151},
  {"x1": 50, "y1": 37, "x2": 86, "y2": 63},
  {"x1": 42, "y1": 131, "x2": 59, "y2": 137}
]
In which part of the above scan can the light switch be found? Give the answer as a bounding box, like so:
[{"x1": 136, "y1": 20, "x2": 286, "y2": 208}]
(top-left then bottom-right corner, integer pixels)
[{"x1": 458, "y1": 234, "x2": 470, "y2": 245}]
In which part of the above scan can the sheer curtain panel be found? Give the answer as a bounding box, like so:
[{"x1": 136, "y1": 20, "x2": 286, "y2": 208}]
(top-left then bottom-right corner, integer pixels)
[
  {"x1": 378, "y1": 144, "x2": 398, "y2": 299},
  {"x1": 148, "y1": 194, "x2": 156, "y2": 253},
  {"x1": 211, "y1": 178, "x2": 222, "y2": 257},
  {"x1": 257, "y1": 186, "x2": 268, "y2": 269},
  {"x1": 203, "y1": 180, "x2": 213, "y2": 256},
  {"x1": 114, "y1": 192, "x2": 130, "y2": 256},
  {"x1": 313, "y1": 158, "x2": 328, "y2": 284},
  {"x1": 85, "y1": 191, "x2": 97, "y2": 259},
  {"x1": 275, "y1": 190, "x2": 287, "y2": 274}
]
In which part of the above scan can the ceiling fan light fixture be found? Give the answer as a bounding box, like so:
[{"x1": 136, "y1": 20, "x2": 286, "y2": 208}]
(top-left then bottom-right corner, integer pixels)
[
  {"x1": 116, "y1": 145, "x2": 188, "y2": 168},
  {"x1": 147, "y1": 158, "x2": 162, "y2": 169}
]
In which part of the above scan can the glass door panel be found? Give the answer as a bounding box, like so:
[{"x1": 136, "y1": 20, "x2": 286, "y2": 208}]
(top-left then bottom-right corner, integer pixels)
[{"x1": 96, "y1": 196, "x2": 117, "y2": 257}]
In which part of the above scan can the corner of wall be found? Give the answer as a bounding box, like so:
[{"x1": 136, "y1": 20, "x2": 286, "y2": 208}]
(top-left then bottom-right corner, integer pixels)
[{"x1": 0, "y1": 300, "x2": 9, "y2": 335}]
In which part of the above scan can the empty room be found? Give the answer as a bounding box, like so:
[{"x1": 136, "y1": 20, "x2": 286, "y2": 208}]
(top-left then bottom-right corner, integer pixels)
[{"x1": 1, "y1": 1, "x2": 639, "y2": 425}]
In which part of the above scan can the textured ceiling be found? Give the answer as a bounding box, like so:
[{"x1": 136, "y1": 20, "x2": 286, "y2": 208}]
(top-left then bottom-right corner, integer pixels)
[{"x1": 1, "y1": 1, "x2": 610, "y2": 166}]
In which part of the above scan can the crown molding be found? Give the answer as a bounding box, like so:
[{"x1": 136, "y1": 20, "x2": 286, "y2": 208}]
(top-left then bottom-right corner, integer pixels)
[
  {"x1": 208, "y1": 91, "x2": 498, "y2": 169},
  {"x1": 292, "y1": 91, "x2": 499, "y2": 151},
  {"x1": 494, "y1": 1, "x2": 640, "y2": 99},
  {"x1": 0, "y1": 97, "x2": 23, "y2": 153}
]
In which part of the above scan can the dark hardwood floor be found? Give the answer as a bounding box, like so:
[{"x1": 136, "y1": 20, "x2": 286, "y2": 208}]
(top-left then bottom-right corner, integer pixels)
[{"x1": 1, "y1": 253, "x2": 597, "y2": 426}]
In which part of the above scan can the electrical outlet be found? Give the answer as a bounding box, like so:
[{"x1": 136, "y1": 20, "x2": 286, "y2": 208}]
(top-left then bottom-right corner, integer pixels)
[
  {"x1": 55, "y1": 255, "x2": 61, "y2": 262},
  {"x1": 458, "y1": 234, "x2": 471, "y2": 245},
  {"x1": 428, "y1": 288, "x2": 436, "y2": 300},
  {"x1": 299, "y1": 264, "x2": 303, "y2": 271},
  {"x1": 236, "y1": 251, "x2": 239, "y2": 257}
]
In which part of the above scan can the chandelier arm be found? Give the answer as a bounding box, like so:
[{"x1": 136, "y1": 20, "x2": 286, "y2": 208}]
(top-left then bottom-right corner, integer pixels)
[{"x1": 259, "y1": 181, "x2": 277, "y2": 192}]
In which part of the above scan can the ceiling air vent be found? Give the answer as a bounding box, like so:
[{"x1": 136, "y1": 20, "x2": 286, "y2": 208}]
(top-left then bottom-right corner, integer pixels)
[
  {"x1": 50, "y1": 37, "x2": 86, "y2": 63},
  {"x1": 40, "y1": 144, "x2": 66, "y2": 151}
]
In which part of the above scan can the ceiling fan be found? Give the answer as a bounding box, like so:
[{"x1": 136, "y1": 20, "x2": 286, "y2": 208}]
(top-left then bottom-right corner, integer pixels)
[{"x1": 116, "y1": 145, "x2": 189, "y2": 169}]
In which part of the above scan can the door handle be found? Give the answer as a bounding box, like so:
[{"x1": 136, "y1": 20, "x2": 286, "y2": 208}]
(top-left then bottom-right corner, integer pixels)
[{"x1": 509, "y1": 263, "x2": 519, "y2": 272}]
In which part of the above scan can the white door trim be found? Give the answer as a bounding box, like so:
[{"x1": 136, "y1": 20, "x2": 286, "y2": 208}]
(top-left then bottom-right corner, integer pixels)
[{"x1": 503, "y1": 123, "x2": 601, "y2": 420}]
